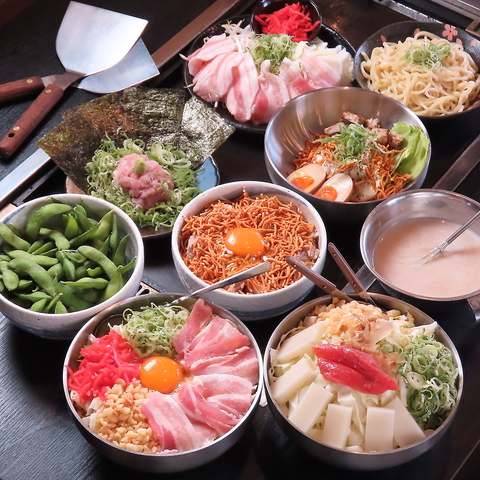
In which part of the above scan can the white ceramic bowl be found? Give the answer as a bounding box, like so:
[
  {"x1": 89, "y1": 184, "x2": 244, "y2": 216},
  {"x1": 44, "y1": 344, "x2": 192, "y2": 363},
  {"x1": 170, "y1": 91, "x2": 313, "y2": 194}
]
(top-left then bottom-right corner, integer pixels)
[
  {"x1": 171, "y1": 181, "x2": 327, "y2": 321},
  {"x1": 0, "y1": 194, "x2": 144, "y2": 339}
]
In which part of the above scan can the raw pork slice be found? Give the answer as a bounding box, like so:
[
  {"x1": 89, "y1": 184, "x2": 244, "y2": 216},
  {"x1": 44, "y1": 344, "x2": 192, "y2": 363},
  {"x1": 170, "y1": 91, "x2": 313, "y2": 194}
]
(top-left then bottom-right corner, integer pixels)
[
  {"x1": 182, "y1": 315, "x2": 250, "y2": 368},
  {"x1": 300, "y1": 50, "x2": 342, "y2": 89},
  {"x1": 187, "y1": 34, "x2": 237, "y2": 76},
  {"x1": 172, "y1": 298, "x2": 212, "y2": 359},
  {"x1": 225, "y1": 52, "x2": 260, "y2": 123},
  {"x1": 279, "y1": 58, "x2": 315, "y2": 98},
  {"x1": 192, "y1": 51, "x2": 243, "y2": 103},
  {"x1": 250, "y1": 60, "x2": 291, "y2": 124},
  {"x1": 140, "y1": 391, "x2": 216, "y2": 453},
  {"x1": 189, "y1": 345, "x2": 259, "y2": 385},
  {"x1": 176, "y1": 374, "x2": 254, "y2": 435},
  {"x1": 112, "y1": 154, "x2": 174, "y2": 211}
]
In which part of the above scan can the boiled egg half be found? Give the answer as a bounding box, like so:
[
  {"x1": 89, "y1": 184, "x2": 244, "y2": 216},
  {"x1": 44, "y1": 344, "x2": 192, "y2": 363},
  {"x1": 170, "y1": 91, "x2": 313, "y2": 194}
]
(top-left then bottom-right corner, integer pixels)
[
  {"x1": 315, "y1": 173, "x2": 353, "y2": 202},
  {"x1": 287, "y1": 164, "x2": 327, "y2": 193}
]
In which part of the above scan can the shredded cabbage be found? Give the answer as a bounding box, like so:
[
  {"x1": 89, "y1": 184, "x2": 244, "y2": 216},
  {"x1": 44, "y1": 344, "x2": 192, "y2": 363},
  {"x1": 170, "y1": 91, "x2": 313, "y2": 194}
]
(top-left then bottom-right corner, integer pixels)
[
  {"x1": 85, "y1": 137, "x2": 201, "y2": 230},
  {"x1": 114, "y1": 303, "x2": 190, "y2": 357}
]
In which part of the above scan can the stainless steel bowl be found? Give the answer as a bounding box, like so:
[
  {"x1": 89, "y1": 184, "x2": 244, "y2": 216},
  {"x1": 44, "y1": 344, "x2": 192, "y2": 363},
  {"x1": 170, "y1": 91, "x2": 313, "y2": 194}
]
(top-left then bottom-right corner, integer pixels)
[
  {"x1": 264, "y1": 87, "x2": 431, "y2": 226},
  {"x1": 354, "y1": 21, "x2": 480, "y2": 124},
  {"x1": 63, "y1": 293, "x2": 263, "y2": 473},
  {"x1": 360, "y1": 189, "x2": 480, "y2": 315},
  {"x1": 263, "y1": 293, "x2": 463, "y2": 470}
]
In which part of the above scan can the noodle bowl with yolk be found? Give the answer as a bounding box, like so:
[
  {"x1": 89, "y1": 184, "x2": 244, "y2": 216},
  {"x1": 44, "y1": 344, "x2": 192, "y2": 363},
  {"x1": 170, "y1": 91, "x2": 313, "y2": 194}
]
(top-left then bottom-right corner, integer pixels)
[
  {"x1": 360, "y1": 30, "x2": 480, "y2": 116},
  {"x1": 179, "y1": 190, "x2": 319, "y2": 294}
]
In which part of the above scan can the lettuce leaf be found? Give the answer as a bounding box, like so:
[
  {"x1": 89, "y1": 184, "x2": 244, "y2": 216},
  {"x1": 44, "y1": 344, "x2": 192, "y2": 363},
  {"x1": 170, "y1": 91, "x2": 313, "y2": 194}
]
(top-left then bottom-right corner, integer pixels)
[{"x1": 392, "y1": 121, "x2": 430, "y2": 179}]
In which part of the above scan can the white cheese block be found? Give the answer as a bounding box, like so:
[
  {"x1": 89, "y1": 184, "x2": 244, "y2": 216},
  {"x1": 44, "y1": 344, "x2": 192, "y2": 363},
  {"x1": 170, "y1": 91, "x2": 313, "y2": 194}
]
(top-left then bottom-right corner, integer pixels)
[
  {"x1": 276, "y1": 322, "x2": 327, "y2": 363},
  {"x1": 270, "y1": 356, "x2": 316, "y2": 404},
  {"x1": 288, "y1": 382, "x2": 333, "y2": 433},
  {"x1": 365, "y1": 406, "x2": 395, "y2": 452},
  {"x1": 384, "y1": 396, "x2": 425, "y2": 447},
  {"x1": 322, "y1": 404, "x2": 352, "y2": 449}
]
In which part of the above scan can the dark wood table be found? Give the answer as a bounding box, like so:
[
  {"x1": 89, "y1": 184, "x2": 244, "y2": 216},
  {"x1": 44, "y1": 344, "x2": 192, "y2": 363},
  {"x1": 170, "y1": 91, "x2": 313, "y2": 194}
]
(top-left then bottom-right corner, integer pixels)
[{"x1": 1, "y1": 1, "x2": 480, "y2": 479}]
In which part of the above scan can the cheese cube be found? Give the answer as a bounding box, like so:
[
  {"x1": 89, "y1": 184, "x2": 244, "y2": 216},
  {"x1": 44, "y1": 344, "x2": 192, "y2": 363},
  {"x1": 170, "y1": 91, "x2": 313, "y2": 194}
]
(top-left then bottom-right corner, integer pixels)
[
  {"x1": 322, "y1": 404, "x2": 352, "y2": 448},
  {"x1": 384, "y1": 396, "x2": 425, "y2": 447},
  {"x1": 276, "y1": 321, "x2": 327, "y2": 363},
  {"x1": 270, "y1": 356, "x2": 316, "y2": 404},
  {"x1": 365, "y1": 406, "x2": 395, "y2": 452},
  {"x1": 288, "y1": 382, "x2": 333, "y2": 433}
]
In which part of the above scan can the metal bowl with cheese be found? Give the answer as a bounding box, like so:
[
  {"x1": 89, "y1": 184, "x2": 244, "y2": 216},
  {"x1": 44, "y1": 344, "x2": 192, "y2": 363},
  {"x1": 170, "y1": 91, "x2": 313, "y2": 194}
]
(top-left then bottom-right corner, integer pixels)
[{"x1": 263, "y1": 293, "x2": 463, "y2": 470}]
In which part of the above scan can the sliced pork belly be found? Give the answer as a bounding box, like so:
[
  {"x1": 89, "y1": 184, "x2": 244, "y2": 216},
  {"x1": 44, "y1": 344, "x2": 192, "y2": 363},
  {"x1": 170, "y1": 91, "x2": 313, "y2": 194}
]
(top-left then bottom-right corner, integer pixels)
[
  {"x1": 189, "y1": 345, "x2": 259, "y2": 384},
  {"x1": 192, "y1": 51, "x2": 243, "y2": 103},
  {"x1": 187, "y1": 34, "x2": 237, "y2": 76},
  {"x1": 251, "y1": 60, "x2": 291, "y2": 124},
  {"x1": 300, "y1": 50, "x2": 342, "y2": 89},
  {"x1": 279, "y1": 58, "x2": 315, "y2": 98},
  {"x1": 172, "y1": 299, "x2": 212, "y2": 360},
  {"x1": 140, "y1": 392, "x2": 216, "y2": 453},
  {"x1": 225, "y1": 52, "x2": 259, "y2": 123},
  {"x1": 176, "y1": 374, "x2": 254, "y2": 435},
  {"x1": 182, "y1": 315, "x2": 250, "y2": 368}
]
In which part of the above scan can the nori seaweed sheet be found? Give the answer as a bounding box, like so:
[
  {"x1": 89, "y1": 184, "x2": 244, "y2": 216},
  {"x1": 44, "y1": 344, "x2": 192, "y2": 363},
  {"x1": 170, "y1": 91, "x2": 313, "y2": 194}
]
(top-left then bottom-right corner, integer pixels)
[
  {"x1": 179, "y1": 96, "x2": 236, "y2": 169},
  {"x1": 37, "y1": 86, "x2": 234, "y2": 192}
]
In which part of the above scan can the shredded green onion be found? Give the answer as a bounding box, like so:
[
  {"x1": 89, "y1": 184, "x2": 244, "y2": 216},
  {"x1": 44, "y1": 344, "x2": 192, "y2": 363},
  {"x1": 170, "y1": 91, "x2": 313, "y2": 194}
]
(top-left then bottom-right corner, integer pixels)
[
  {"x1": 393, "y1": 333, "x2": 458, "y2": 428},
  {"x1": 404, "y1": 39, "x2": 452, "y2": 70},
  {"x1": 248, "y1": 34, "x2": 296, "y2": 74},
  {"x1": 314, "y1": 123, "x2": 382, "y2": 165},
  {"x1": 115, "y1": 303, "x2": 190, "y2": 357},
  {"x1": 85, "y1": 137, "x2": 201, "y2": 230}
]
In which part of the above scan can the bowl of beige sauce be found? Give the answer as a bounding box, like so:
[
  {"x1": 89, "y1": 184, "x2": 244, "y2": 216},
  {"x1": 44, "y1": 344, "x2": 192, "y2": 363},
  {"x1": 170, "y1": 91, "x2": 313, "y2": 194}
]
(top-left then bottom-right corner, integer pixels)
[{"x1": 360, "y1": 189, "x2": 480, "y2": 310}]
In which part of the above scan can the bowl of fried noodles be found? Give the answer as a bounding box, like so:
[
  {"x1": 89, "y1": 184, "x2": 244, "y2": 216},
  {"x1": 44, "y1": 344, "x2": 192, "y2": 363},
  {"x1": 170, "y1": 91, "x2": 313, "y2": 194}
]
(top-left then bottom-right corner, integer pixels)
[
  {"x1": 171, "y1": 181, "x2": 327, "y2": 321},
  {"x1": 354, "y1": 21, "x2": 480, "y2": 121},
  {"x1": 265, "y1": 86, "x2": 431, "y2": 225}
]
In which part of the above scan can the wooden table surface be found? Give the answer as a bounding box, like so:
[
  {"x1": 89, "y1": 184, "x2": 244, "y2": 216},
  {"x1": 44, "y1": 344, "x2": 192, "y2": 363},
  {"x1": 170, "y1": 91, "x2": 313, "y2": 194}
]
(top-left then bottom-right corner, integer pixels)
[{"x1": 1, "y1": 1, "x2": 480, "y2": 479}]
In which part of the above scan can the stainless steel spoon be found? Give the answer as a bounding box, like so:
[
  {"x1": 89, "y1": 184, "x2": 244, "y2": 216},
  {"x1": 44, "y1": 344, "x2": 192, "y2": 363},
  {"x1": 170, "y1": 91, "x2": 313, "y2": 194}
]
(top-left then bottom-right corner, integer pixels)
[
  {"x1": 93, "y1": 261, "x2": 272, "y2": 336},
  {"x1": 285, "y1": 255, "x2": 354, "y2": 303},
  {"x1": 421, "y1": 210, "x2": 480, "y2": 264},
  {"x1": 170, "y1": 261, "x2": 272, "y2": 305}
]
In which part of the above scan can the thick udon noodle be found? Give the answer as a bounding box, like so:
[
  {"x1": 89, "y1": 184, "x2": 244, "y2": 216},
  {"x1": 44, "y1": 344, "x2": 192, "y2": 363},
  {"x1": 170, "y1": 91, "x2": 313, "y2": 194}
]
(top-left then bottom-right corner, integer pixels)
[{"x1": 360, "y1": 31, "x2": 480, "y2": 116}]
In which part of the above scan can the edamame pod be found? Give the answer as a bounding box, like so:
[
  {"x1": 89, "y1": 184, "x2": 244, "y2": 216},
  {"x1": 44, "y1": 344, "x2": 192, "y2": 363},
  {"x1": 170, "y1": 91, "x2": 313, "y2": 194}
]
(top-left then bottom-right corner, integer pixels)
[
  {"x1": 25, "y1": 202, "x2": 73, "y2": 242},
  {"x1": 39, "y1": 228, "x2": 70, "y2": 250},
  {"x1": 77, "y1": 245, "x2": 118, "y2": 279},
  {"x1": 61, "y1": 277, "x2": 109, "y2": 290},
  {"x1": 0, "y1": 222, "x2": 31, "y2": 251},
  {"x1": 8, "y1": 257, "x2": 56, "y2": 296},
  {"x1": 7, "y1": 250, "x2": 59, "y2": 267},
  {"x1": 0, "y1": 262, "x2": 19, "y2": 291}
]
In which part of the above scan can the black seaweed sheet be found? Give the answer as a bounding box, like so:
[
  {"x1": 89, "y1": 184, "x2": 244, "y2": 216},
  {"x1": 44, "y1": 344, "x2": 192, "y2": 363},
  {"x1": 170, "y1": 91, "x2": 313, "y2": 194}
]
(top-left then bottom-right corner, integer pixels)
[{"x1": 38, "y1": 87, "x2": 234, "y2": 192}]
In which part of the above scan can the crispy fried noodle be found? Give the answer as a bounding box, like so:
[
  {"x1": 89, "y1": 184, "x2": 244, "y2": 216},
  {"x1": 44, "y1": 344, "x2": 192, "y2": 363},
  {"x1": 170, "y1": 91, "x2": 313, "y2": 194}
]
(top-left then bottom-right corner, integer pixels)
[{"x1": 179, "y1": 190, "x2": 319, "y2": 293}]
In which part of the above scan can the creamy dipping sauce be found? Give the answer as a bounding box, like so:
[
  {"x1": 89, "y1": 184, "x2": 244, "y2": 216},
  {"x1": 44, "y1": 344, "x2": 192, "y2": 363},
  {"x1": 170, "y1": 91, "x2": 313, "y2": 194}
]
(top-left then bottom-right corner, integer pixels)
[{"x1": 374, "y1": 217, "x2": 480, "y2": 298}]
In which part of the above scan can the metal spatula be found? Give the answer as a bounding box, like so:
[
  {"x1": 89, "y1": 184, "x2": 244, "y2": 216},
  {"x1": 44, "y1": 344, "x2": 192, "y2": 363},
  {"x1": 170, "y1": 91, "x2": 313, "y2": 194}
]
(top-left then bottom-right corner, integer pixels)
[{"x1": 0, "y1": 1, "x2": 148, "y2": 158}]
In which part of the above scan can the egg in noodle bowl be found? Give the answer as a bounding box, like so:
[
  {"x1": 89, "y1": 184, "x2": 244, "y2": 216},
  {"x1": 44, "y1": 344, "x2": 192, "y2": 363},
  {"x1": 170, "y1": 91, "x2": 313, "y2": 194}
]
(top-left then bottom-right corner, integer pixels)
[
  {"x1": 178, "y1": 189, "x2": 319, "y2": 293},
  {"x1": 359, "y1": 30, "x2": 480, "y2": 116}
]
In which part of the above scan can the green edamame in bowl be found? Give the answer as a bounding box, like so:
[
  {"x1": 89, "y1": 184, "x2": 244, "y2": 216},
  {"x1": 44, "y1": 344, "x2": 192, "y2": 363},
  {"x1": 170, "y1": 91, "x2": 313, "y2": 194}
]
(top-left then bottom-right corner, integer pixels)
[{"x1": 0, "y1": 194, "x2": 144, "y2": 340}]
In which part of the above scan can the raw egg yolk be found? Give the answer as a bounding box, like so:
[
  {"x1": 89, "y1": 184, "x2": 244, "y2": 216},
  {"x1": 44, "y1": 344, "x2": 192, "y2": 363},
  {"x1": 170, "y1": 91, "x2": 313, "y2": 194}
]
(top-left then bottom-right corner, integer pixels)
[
  {"x1": 140, "y1": 356, "x2": 184, "y2": 394},
  {"x1": 291, "y1": 174, "x2": 314, "y2": 191},
  {"x1": 316, "y1": 185, "x2": 338, "y2": 201},
  {"x1": 225, "y1": 228, "x2": 265, "y2": 257}
]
